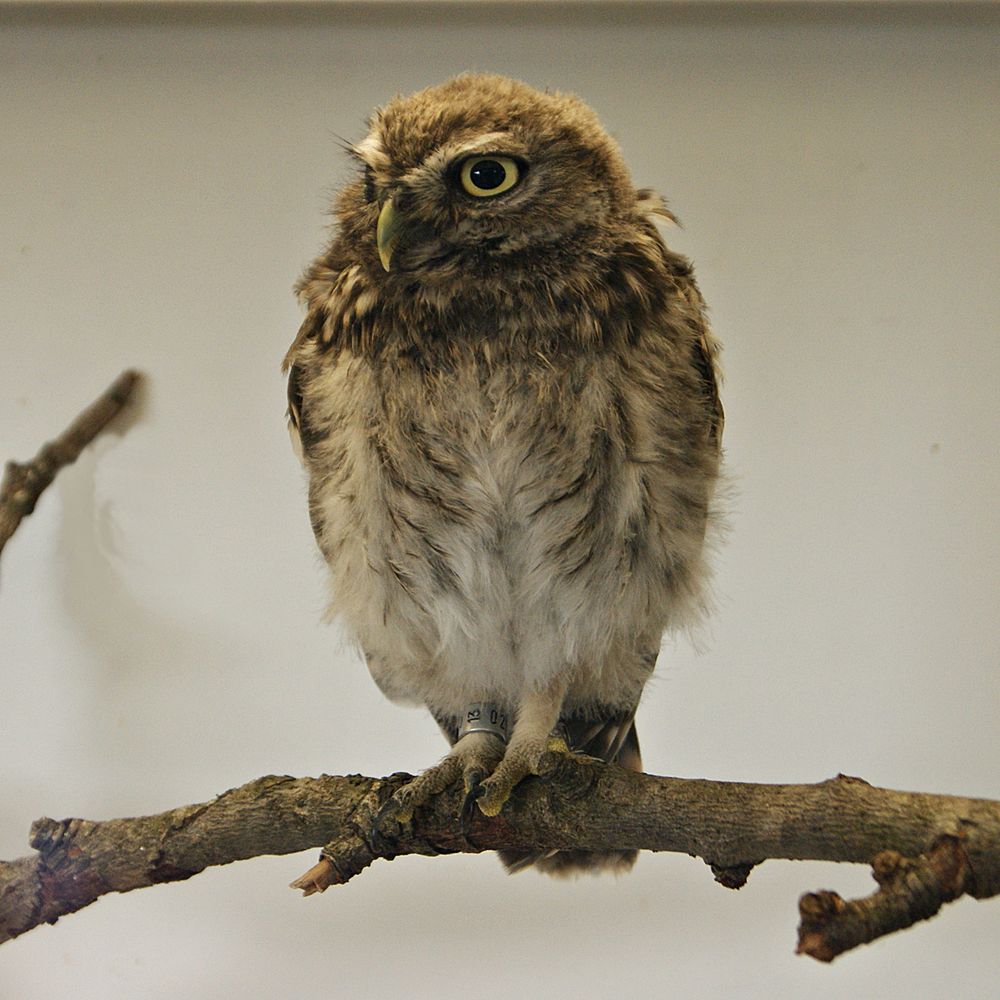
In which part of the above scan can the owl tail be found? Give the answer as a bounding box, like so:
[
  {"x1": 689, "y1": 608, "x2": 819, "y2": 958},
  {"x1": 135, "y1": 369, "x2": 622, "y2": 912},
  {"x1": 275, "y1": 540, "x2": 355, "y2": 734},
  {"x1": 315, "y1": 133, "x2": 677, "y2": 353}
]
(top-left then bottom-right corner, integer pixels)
[{"x1": 498, "y1": 712, "x2": 642, "y2": 877}]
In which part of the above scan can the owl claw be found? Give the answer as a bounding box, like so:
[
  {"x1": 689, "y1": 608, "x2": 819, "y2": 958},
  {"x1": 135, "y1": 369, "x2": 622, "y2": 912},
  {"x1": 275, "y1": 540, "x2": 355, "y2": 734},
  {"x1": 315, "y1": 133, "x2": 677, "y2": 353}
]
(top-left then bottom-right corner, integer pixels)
[
  {"x1": 373, "y1": 731, "x2": 576, "y2": 835},
  {"x1": 476, "y1": 735, "x2": 574, "y2": 817},
  {"x1": 373, "y1": 733, "x2": 505, "y2": 839},
  {"x1": 461, "y1": 775, "x2": 486, "y2": 825},
  {"x1": 462, "y1": 765, "x2": 488, "y2": 806},
  {"x1": 374, "y1": 754, "x2": 462, "y2": 835}
]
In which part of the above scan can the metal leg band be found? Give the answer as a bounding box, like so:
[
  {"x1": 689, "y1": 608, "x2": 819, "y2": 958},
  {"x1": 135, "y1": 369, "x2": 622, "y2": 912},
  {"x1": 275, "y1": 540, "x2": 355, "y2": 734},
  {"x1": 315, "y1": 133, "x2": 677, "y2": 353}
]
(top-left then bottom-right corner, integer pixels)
[{"x1": 457, "y1": 702, "x2": 510, "y2": 744}]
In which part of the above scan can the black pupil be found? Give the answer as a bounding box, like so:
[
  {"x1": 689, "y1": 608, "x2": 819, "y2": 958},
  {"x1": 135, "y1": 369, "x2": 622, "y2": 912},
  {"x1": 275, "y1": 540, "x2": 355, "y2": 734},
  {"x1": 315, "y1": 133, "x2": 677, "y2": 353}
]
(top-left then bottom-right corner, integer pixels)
[{"x1": 469, "y1": 159, "x2": 507, "y2": 190}]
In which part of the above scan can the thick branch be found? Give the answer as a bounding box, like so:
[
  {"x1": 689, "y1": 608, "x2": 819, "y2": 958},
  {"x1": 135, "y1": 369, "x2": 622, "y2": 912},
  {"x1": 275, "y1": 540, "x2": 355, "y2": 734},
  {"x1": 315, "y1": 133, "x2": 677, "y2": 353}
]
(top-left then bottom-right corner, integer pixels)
[
  {"x1": 0, "y1": 369, "x2": 142, "y2": 561},
  {"x1": 1, "y1": 762, "x2": 998, "y2": 957}
]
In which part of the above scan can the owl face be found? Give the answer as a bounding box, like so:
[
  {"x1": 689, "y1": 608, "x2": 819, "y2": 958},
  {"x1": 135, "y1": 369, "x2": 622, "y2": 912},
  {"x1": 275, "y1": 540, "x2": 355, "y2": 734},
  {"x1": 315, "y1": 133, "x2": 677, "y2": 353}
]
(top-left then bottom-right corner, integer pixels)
[{"x1": 337, "y1": 75, "x2": 636, "y2": 283}]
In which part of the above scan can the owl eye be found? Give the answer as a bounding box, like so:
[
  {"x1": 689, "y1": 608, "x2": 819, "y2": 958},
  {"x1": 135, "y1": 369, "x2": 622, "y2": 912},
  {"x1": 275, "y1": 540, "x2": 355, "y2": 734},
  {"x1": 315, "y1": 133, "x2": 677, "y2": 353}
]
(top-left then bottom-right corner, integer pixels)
[{"x1": 459, "y1": 156, "x2": 521, "y2": 198}]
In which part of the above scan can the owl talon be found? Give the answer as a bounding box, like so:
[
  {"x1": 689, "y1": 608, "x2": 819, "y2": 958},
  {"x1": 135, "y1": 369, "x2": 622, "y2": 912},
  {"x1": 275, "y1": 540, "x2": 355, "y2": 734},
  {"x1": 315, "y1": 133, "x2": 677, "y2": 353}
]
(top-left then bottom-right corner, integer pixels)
[
  {"x1": 462, "y1": 766, "x2": 488, "y2": 811},
  {"x1": 461, "y1": 774, "x2": 487, "y2": 825},
  {"x1": 535, "y1": 736, "x2": 581, "y2": 778},
  {"x1": 374, "y1": 733, "x2": 506, "y2": 838},
  {"x1": 373, "y1": 755, "x2": 461, "y2": 840},
  {"x1": 476, "y1": 735, "x2": 575, "y2": 816}
]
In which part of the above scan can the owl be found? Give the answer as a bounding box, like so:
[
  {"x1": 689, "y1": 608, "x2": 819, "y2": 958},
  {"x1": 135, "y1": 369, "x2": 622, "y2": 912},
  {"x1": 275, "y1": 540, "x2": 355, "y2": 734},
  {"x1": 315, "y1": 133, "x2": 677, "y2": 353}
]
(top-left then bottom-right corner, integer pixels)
[{"x1": 285, "y1": 74, "x2": 722, "y2": 875}]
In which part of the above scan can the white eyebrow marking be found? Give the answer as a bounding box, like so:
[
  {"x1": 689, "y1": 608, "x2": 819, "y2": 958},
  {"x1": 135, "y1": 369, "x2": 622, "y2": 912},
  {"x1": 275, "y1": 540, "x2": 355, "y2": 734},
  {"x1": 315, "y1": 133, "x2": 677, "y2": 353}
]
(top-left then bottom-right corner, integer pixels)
[
  {"x1": 448, "y1": 132, "x2": 517, "y2": 156},
  {"x1": 353, "y1": 131, "x2": 389, "y2": 168}
]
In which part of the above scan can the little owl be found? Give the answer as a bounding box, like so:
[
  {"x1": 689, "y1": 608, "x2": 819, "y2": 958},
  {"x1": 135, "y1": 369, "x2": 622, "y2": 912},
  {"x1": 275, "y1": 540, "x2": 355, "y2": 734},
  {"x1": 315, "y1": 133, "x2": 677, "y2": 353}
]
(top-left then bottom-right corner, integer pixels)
[{"x1": 285, "y1": 74, "x2": 722, "y2": 874}]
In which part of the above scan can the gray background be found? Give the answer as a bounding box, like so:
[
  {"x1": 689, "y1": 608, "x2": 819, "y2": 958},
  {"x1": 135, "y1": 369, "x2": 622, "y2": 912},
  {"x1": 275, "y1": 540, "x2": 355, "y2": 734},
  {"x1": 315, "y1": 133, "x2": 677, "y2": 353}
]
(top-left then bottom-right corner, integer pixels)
[{"x1": 2, "y1": 3, "x2": 998, "y2": 997}]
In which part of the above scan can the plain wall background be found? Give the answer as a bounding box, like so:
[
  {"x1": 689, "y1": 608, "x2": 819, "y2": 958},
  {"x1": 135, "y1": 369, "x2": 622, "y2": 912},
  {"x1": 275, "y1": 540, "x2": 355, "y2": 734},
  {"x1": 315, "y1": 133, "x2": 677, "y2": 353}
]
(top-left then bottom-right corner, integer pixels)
[{"x1": 2, "y1": 3, "x2": 998, "y2": 996}]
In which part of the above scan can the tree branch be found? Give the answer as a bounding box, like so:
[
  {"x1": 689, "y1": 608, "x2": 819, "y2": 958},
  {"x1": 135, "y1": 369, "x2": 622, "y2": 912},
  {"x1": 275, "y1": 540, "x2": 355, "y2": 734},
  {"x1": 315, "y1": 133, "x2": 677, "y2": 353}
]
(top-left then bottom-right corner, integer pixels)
[
  {"x1": 797, "y1": 834, "x2": 975, "y2": 961},
  {"x1": 2, "y1": 761, "x2": 998, "y2": 959},
  {"x1": 2, "y1": 371, "x2": 996, "y2": 961},
  {"x1": 0, "y1": 369, "x2": 143, "y2": 562}
]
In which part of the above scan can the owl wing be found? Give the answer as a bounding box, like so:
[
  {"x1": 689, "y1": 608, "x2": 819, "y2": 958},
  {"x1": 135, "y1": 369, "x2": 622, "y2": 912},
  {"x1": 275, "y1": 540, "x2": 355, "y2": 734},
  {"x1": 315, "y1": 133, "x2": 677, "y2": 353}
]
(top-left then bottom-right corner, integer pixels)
[
  {"x1": 284, "y1": 270, "x2": 339, "y2": 464},
  {"x1": 283, "y1": 315, "x2": 315, "y2": 465},
  {"x1": 285, "y1": 259, "x2": 376, "y2": 464},
  {"x1": 689, "y1": 293, "x2": 724, "y2": 451},
  {"x1": 640, "y1": 190, "x2": 724, "y2": 451}
]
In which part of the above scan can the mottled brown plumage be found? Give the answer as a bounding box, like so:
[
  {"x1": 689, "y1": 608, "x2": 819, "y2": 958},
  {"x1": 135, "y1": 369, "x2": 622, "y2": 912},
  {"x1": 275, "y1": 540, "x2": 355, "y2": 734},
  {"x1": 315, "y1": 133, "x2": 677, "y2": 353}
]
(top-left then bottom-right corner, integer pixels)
[{"x1": 285, "y1": 74, "x2": 722, "y2": 875}]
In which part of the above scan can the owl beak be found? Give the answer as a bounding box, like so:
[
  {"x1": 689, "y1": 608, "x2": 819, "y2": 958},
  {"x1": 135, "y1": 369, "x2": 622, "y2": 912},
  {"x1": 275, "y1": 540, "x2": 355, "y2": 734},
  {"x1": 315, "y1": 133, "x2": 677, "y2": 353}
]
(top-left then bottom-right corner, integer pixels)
[{"x1": 376, "y1": 199, "x2": 403, "y2": 271}]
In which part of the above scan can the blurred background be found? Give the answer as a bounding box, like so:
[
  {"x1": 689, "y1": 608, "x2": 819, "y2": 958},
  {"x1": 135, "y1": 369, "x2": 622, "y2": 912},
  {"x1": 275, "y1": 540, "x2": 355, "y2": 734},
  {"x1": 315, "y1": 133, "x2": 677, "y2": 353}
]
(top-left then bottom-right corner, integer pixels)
[{"x1": 1, "y1": 2, "x2": 998, "y2": 996}]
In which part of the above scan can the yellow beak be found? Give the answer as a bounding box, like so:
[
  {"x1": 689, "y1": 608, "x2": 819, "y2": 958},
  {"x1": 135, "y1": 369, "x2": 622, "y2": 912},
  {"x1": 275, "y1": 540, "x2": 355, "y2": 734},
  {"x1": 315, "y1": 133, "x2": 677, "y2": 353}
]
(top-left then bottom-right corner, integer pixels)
[{"x1": 376, "y1": 199, "x2": 403, "y2": 271}]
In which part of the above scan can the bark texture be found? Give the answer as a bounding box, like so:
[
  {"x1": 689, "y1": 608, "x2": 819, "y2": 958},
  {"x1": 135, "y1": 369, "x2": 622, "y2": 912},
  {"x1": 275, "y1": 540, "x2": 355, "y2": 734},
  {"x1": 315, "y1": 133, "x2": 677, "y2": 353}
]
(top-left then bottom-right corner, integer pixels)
[
  {"x1": 3, "y1": 370, "x2": 996, "y2": 961},
  {"x1": 2, "y1": 762, "x2": 998, "y2": 960}
]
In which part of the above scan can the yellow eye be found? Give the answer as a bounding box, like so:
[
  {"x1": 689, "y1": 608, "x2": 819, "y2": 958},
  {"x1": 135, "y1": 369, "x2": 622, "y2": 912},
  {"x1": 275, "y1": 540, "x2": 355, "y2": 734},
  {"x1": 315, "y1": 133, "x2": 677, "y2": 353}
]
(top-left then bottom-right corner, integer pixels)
[{"x1": 459, "y1": 156, "x2": 521, "y2": 197}]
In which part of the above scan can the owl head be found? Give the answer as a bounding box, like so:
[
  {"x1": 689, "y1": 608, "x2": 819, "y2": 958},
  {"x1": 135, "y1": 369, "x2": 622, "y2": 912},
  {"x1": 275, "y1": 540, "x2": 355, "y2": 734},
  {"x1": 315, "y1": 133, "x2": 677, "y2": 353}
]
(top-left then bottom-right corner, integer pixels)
[{"x1": 335, "y1": 75, "x2": 641, "y2": 287}]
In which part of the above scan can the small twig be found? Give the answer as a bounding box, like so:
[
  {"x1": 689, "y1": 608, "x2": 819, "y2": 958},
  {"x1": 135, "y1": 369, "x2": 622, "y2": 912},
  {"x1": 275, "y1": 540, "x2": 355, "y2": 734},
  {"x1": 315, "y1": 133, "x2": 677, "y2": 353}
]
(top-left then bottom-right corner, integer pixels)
[
  {"x1": 797, "y1": 835, "x2": 974, "y2": 962},
  {"x1": 0, "y1": 369, "x2": 143, "y2": 561}
]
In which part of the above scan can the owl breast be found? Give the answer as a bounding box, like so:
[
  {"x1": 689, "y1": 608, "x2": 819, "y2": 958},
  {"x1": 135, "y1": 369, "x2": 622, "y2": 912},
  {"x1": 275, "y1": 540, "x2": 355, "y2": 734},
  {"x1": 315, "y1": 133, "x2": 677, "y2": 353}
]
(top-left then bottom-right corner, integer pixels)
[{"x1": 299, "y1": 335, "x2": 713, "y2": 721}]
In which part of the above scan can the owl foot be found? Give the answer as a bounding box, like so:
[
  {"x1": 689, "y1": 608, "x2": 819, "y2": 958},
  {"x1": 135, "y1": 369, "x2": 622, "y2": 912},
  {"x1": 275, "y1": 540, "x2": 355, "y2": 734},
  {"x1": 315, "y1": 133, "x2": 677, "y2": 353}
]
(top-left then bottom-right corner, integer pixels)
[
  {"x1": 475, "y1": 735, "x2": 572, "y2": 817},
  {"x1": 376, "y1": 731, "x2": 506, "y2": 831}
]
